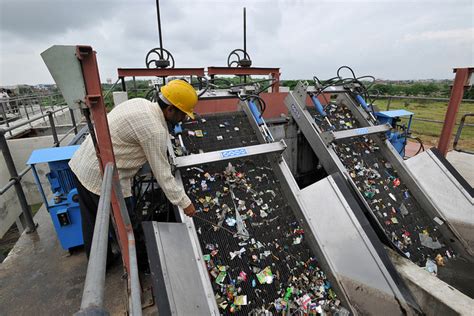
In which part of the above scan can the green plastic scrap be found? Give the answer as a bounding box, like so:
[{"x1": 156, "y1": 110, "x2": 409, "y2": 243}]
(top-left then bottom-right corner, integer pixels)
[{"x1": 215, "y1": 271, "x2": 227, "y2": 285}]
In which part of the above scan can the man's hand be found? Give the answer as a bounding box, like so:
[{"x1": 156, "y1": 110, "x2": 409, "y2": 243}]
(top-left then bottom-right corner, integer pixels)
[{"x1": 183, "y1": 203, "x2": 196, "y2": 217}]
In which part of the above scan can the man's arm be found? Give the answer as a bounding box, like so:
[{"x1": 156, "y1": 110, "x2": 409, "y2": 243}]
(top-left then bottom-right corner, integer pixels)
[{"x1": 141, "y1": 131, "x2": 195, "y2": 216}]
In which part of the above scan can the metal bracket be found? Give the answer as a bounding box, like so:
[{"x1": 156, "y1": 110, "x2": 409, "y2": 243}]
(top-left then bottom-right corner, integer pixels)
[
  {"x1": 171, "y1": 140, "x2": 287, "y2": 169},
  {"x1": 293, "y1": 81, "x2": 309, "y2": 105},
  {"x1": 320, "y1": 123, "x2": 391, "y2": 145}
]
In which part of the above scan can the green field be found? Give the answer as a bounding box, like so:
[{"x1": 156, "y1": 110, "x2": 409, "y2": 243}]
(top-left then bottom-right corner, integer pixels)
[{"x1": 373, "y1": 98, "x2": 474, "y2": 151}]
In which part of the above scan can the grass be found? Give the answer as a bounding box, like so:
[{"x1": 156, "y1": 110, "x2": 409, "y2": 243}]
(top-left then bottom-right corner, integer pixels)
[{"x1": 374, "y1": 98, "x2": 474, "y2": 151}]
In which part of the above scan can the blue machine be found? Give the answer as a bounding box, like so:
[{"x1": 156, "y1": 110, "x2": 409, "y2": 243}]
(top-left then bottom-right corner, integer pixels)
[
  {"x1": 27, "y1": 146, "x2": 83, "y2": 250},
  {"x1": 375, "y1": 110, "x2": 414, "y2": 157}
]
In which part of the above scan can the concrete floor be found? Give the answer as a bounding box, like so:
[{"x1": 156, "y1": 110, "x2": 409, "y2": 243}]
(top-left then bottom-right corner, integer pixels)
[{"x1": 0, "y1": 204, "x2": 128, "y2": 315}]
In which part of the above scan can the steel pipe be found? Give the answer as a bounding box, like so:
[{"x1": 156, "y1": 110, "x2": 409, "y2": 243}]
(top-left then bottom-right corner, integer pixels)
[
  {"x1": 77, "y1": 163, "x2": 114, "y2": 314},
  {"x1": 0, "y1": 129, "x2": 36, "y2": 232}
]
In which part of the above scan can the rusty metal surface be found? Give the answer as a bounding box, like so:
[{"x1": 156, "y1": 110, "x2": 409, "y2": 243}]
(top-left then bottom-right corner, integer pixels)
[
  {"x1": 438, "y1": 68, "x2": 473, "y2": 156},
  {"x1": 117, "y1": 67, "x2": 205, "y2": 78},
  {"x1": 78, "y1": 45, "x2": 131, "y2": 271}
]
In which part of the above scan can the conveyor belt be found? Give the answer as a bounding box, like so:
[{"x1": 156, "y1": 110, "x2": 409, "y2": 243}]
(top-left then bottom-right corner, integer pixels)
[
  {"x1": 309, "y1": 105, "x2": 455, "y2": 266},
  {"x1": 176, "y1": 113, "x2": 347, "y2": 315}
]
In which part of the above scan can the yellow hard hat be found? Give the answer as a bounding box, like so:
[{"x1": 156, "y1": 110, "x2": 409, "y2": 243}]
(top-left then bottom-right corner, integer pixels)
[{"x1": 160, "y1": 80, "x2": 198, "y2": 119}]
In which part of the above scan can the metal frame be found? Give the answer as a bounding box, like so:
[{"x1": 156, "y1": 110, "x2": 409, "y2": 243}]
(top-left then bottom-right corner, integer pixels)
[
  {"x1": 117, "y1": 68, "x2": 205, "y2": 91},
  {"x1": 171, "y1": 140, "x2": 286, "y2": 169},
  {"x1": 284, "y1": 81, "x2": 474, "y2": 258},
  {"x1": 75, "y1": 46, "x2": 142, "y2": 315},
  {"x1": 320, "y1": 123, "x2": 391, "y2": 145},
  {"x1": 172, "y1": 170, "x2": 222, "y2": 314},
  {"x1": 438, "y1": 67, "x2": 474, "y2": 156},
  {"x1": 207, "y1": 67, "x2": 280, "y2": 92}
]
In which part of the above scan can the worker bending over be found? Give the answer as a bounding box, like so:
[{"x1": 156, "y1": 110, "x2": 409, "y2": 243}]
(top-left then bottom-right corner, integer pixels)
[{"x1": 69, "y1": 80, "x2": 197, "y2": 266}]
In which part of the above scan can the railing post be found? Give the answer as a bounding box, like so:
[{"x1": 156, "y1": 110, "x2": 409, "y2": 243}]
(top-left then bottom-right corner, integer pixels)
[
  {"x1": 0, "y1": 101, "x2": 12, "y2": 136},
  {"x1": 386, "y1": 97, "x2": 392, "y2": 111},
  {"x1": 25, "y1": 103, "x2": 32, "y2": 127},
  {"x1": 47, "y1": 111, "x2": 59, "y2": 147},
  {"x1": 0, "y1": 129, "x2": 37, "y2": 233},
  {"x1": 39, "y1": 99, "x2": 46, "y2": 123},
  {"x1": 70, "y1": 109, "x2": 78, "y2": 135}
]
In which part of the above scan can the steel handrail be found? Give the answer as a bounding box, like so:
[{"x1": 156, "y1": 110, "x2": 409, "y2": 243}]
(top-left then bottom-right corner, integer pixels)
[
  {"x1": 453, "y1": 113, "x2": 474, "y2": 154},
  {"x1": 3, "y1": 105, "x2": 67, "y2": 135},
  {"x1": 76, "y1": 163, "x2": 114, "y2": 315}
]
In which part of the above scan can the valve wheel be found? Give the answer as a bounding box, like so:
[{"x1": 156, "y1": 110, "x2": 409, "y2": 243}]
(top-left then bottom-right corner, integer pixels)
[
  {"x1": 227, "y1": 49, "x2": 252, "y2": 68},
  {"x1": 145, "y1": 48, "x2": 175, "y2": 69}
]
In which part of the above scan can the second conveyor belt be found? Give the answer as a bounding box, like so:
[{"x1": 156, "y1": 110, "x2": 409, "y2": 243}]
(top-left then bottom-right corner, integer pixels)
[{"x1": 282, "y1": 81, "x2": 474, "y2": 298}]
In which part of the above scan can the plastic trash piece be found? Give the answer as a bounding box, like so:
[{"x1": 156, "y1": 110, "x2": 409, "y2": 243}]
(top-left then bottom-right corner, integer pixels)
[
  {"x1": 433, "y1": 217, "x2": 444, "y2": 226},
  {"x1": 216, "y1": 271, "x2": 227, "y2": 284},
  {"x1": 393, "y1": 178, "x2": 401, "y2": 187},
  {"x1": 419, "y1": 233, "x2": 444, "y2": 249},
  {"x1": 389, "y1": 193, "x2": 397, "y2": 201},
  {"x1": 195, "y1": 130, "x2": 204, "y2": 137},
  {"x1": 234, "y1": 295, "x2": 247, "y2": 306},
  {"x1": 425, "y1": 259, "x2": 438, "y2": 275},
  {"x1": 399, "y1": 203, "x2": 409, "y2": 216},
  {"x1": 230, "y1": 248, "x2": 246, "y2": 260},
  {"x1": 226, "y1": 217, "x2": 236, "y2": 227},
  {"x1": 256, "y1": 266, "x2": 274, "y2": 284},
  {"x1": 238, "y1": 271, "x2": 247, "y2": 282},
  {"x1": 435, "y1": 254, "x2": 445, "y2": 266}
]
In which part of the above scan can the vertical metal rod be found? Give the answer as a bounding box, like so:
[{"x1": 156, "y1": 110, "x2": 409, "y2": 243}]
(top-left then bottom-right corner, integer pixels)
[
  {"x1": 39, "y1": 97, "x2": 46, "y2": 123},
  {"x1": 78, "y1": 163, "x2": 114, "y2": 313},
  {"x1": 133, "y1": 76, "x2": 137, "y2": 98},
  {"x1": 0, "y1": 101, "x2": 12, "y2": 136},
  {"x1": 438, "y1": 67, "x2": 473, "y2": 156},
  {"x1": 0, "y1": 130, "x2": 36, "y2": 232},
  {"x1": 121, "y1": 78, "x2": 126, "y2": 91},
  {"x1": 128, "y1": 233, "x2": 142, "y2": 316},
  {"x1": 48, "y1": 111, "x2": 59, "y2": 147},
  {"x1": 70, "y1": 109, "x2": 78, "y2": 134},
  {"x1": 243, "y1": 7, "x2": 246, "y2": 55},
  {"x1": 25, "y1": 104, "x2": 32, "y2": 127},
  {"x1": 156, "y1": 0, "x2": 164, "y2": 56},
  {"x1": 386, "y1": 97, "x2": 392, "y2": 111},
  {"x1": 243, "y1": 7, "x2": 247, "y2": 84}
]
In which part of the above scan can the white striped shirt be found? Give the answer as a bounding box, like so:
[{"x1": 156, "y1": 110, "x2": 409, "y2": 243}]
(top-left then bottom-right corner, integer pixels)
[{"x1": 69, "y1": 98, "x2": 191, "y2": 209}]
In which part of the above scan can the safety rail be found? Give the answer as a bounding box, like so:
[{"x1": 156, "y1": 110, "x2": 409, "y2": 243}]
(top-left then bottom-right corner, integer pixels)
[
  {"x1": 371, "y1": 95, "x2": 474, "y2": 109},
  {"x1": 453, "y1": 113, "x2": 474, "y2": 154},
  {"x1": 74, "y1": 163, "x2": 142, "y2": 315},
  {"x1": 0, "y1": 93, "x2": 65, "y2": 135},
  {"x1": 0, "y1": 106, "x2": 78, "y2": 233}
]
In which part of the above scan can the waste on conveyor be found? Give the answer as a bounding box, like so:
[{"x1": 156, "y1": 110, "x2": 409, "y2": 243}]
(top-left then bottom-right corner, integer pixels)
[
  {"x1": 174, "y1": 113, "x2": 349, "y2": 315},
  {"x1": 310, "y1": 103, "x2": 455, "y2": 271}
]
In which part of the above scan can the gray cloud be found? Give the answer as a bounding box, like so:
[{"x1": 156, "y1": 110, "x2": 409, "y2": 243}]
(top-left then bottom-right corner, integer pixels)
[{"x1": 1, "y1": 0, "x2": 473, "y2": 85}]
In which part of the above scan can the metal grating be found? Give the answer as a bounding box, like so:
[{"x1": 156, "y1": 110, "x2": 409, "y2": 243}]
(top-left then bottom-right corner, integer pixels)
[
  {"x1": 309, "y1": 105, "x2": 455, "y2": 267},
  {"x1": 177, "y1": 112, "x2": 346, "y2": 315}
]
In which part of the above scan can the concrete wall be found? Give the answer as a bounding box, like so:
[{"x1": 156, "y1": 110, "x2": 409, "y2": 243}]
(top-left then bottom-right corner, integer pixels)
[{"x1": 0, "y1": 133, "x2": 75, "y2": 238}]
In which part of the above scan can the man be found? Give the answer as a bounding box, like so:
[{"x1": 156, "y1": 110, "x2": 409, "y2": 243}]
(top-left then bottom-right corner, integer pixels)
[{"x1": 69, "y1": 79, "x2": 197, "y2": 263}]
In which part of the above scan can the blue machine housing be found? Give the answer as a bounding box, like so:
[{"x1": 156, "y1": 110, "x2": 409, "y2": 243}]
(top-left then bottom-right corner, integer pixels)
[
  {"x1": 27, "y1": 146, "x2": 83, "y2": 250},
  {"x1": 375, "y1": 110, "x2": 414, "y2": 157}
]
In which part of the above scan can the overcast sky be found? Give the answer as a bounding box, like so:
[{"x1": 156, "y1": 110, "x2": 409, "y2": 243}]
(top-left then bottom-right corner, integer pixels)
[{"x1": 0, "y1": 0, "x2": 473, "y2": 85}]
